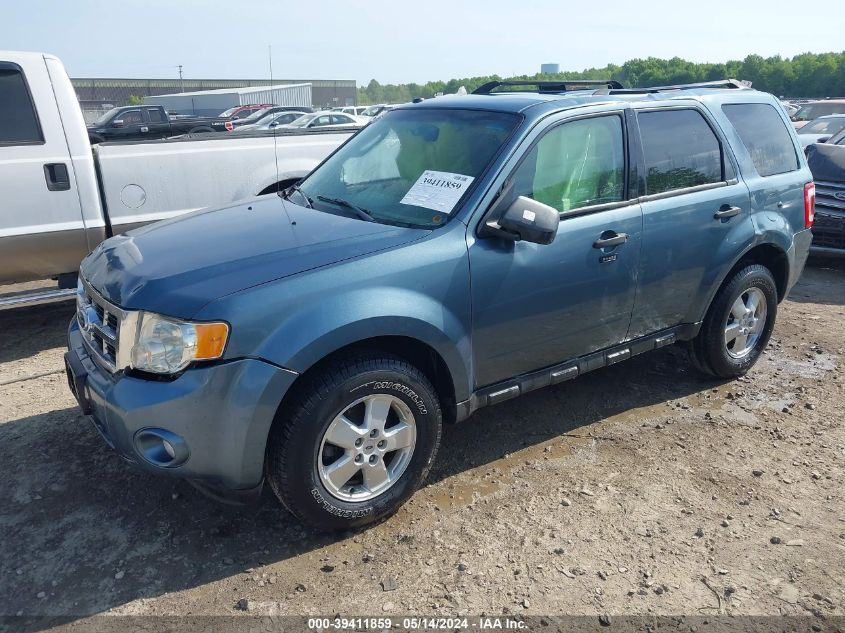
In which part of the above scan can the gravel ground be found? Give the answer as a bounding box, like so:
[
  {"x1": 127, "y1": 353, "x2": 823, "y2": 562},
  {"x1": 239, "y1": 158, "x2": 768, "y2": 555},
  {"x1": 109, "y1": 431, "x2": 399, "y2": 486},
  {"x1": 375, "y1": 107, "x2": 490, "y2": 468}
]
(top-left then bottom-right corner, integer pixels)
[{"x1": 1, "y1": 259, "x2": 843, "y2": 626}]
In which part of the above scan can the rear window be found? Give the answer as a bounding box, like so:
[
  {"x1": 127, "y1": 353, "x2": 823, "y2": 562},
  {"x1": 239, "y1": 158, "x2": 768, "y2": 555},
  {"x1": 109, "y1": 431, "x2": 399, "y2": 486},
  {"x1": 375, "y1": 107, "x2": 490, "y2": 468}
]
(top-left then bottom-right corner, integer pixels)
[
  {"x1": 0, "y1": 65, "x2": 44, "y2": 145},
  {"x1": 637, "y1": 109, "x2": 723, "y2": 195},
  {"x1": 722, "y1": 104, "x2": 799, "y2": 177}
]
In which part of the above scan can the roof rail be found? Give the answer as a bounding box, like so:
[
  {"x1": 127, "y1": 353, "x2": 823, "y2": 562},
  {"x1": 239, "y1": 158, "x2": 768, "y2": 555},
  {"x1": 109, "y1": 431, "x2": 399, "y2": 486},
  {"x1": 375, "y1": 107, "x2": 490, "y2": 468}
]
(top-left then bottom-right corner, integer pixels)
[
  {"x1": 593, "y1": 78, "x2": 750, "y2": 95},
  {"x1": 473, "y1": 79, "x2": 624, "y2": 95}
]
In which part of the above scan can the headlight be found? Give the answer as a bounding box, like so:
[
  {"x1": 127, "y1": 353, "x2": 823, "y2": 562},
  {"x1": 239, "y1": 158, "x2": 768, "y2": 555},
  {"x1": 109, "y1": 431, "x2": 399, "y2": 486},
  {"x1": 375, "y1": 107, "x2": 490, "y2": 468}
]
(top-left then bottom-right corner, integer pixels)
[{"x1": 129, "y1": 312, "x2": 229, "y2": 375}]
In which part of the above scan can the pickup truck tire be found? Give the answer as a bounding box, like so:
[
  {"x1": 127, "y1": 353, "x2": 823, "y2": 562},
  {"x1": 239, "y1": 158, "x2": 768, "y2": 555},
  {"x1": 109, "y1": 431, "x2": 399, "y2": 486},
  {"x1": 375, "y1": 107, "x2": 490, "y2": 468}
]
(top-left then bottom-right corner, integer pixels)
[
  {"x1": 266, "y1": 352, "x2": 442, "y2": 531},
  {"x1": 690, "y1": 264, "x2": 778, "y2": 378},
  {"x1": 187, "y1": 126, "x2": 213, "y2": 134}
]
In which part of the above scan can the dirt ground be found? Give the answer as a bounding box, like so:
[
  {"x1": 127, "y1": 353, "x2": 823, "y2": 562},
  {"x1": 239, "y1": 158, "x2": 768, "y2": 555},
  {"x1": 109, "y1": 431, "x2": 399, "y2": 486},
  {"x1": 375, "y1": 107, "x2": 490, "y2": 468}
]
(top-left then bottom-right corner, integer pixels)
[{"x1": 1, "y1": 258, "x2": 843, "y2": 627}]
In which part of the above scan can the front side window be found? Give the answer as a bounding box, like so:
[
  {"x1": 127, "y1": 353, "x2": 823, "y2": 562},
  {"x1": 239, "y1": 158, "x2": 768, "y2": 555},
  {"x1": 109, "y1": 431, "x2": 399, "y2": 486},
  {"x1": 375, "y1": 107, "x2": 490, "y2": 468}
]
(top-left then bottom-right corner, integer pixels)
[
  {"x1": 793, "y1": 103, "x2": 845, "y2": 121},
  {"x1": 797, "y1": 117, "x2": 845, "y2": 136},
  {"x1": 722, "y1": 103, "x2": 799, "y2": 177},
  {"x1": 638, "y1": 109, "x2": 723, "y2": 195},
  {"x1": 299, "y1": 108, "x2": 520, "y2": 228},
  {"x1": 509, "y1": 115, "x2": 626, "y2": 213},
  {"x1": 120, "y1": 110, "x2": 143, "y2": 125},
  {"x1": 0, "y1": 65, "x2": 43, "y2": 144}
]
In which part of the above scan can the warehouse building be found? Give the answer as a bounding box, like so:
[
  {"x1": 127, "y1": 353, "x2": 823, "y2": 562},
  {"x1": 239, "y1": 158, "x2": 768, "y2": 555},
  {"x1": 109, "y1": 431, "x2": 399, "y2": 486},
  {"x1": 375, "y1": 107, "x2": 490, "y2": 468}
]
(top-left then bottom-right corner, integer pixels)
[{"x1": 71, "y1": 76, "x2": 357, "y2": 118}]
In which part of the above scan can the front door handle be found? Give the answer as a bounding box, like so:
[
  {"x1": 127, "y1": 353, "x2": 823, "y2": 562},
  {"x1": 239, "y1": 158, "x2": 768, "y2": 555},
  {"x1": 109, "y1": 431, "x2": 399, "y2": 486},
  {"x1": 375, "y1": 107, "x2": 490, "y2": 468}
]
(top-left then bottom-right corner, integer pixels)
[
  {"x1": 140, "y1": 126, "x2": 149, "y2": 133},
  {"x1": 714, "y1": 204, "x2": 741, "y2": 219},
  {"x1": 44, "y1": 163, "x2": 70, "y2": 192},
  {"x1": 593, "y1": 232, "x2": 629, "y2": 249}
]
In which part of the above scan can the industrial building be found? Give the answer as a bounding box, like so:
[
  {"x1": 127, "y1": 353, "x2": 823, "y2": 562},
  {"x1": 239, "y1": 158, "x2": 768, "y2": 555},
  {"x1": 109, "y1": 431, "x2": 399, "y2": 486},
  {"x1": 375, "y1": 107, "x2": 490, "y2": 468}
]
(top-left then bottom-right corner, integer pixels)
[
  {"x1": 71, "y1": 76, "x2": 358, "y2": 118},
  {"x1": 143, "y1": 83, "x2": 313, "y2": 116}
]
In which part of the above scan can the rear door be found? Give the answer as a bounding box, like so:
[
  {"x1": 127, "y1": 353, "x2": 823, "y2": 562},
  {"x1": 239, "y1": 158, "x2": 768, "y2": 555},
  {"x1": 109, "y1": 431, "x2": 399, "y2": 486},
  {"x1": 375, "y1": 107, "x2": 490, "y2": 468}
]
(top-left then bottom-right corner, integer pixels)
[
  {"x1": 469, "y1": 111, "x2": 643, "y2": 388},
  {"x1": 627, "y1": 105, "x2": 753, "y2": 338},
  {"x1": 0, "y1": 57, "x2": 88, "y2": 283},
  {"x1": 143, "y1": 107, "x2": 171, "y2": 139}
]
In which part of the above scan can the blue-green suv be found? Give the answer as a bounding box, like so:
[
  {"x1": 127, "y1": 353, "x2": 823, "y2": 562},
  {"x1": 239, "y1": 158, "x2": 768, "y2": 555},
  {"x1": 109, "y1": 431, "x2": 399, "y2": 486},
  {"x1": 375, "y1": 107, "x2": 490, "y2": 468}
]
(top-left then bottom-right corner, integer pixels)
[{"x1": 65, "y1": 79, "x2": 815, "y2": 531}]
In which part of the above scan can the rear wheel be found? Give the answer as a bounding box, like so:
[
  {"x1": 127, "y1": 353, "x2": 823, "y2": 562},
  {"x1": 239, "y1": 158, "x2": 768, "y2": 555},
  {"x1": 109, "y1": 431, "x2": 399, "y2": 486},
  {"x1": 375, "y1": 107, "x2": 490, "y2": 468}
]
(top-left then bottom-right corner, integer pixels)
[
  {"x1": 689, "y1": 264, "x2": 778, "y2": 378},
  {"x1": 265, "y1": 352, "x2": 442, "y2": 531}
]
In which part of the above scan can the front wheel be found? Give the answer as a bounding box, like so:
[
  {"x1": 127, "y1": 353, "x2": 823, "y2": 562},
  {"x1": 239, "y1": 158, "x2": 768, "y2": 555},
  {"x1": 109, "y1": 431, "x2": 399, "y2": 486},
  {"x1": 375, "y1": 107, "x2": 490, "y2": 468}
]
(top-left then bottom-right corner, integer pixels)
[
  {"x1": 689, "y1": 264, "x2": 778, "y2": 378},
  {"x1": 265, "y1": 352, "x2": 442, "y2": 531}
]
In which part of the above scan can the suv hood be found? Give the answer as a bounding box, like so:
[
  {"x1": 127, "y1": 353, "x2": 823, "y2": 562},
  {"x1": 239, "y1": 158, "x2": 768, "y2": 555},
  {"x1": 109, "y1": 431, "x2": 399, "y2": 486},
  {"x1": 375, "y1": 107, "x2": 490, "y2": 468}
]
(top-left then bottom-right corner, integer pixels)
[{"x1": 81, "y1": 196, "x2": 428, "y2": 317}]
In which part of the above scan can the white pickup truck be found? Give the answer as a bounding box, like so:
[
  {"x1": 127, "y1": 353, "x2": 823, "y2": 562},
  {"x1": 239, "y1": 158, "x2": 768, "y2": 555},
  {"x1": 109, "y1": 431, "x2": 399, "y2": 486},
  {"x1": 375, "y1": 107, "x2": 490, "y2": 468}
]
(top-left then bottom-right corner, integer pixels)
[{"x1": 0, "y1": 51, "x2": 357, "y2": 307}]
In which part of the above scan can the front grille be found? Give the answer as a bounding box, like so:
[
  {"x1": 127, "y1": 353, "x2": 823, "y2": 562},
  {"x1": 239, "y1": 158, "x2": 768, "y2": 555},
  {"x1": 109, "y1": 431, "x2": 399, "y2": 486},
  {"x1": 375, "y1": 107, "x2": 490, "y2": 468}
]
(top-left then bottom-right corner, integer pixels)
[
  {"x1": 812, "y1": 180, "x2": 845, "y2": 251},
  {"x1": 76, "y1": 278, "x2": 127, "y2": 373}
]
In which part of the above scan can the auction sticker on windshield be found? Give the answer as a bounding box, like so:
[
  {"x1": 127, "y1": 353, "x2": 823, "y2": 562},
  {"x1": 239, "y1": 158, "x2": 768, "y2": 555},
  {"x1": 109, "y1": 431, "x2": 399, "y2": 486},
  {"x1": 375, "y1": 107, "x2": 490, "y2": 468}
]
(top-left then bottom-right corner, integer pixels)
[{"x1": 399, "y1": 170, "x2": 475, "y2": 214}]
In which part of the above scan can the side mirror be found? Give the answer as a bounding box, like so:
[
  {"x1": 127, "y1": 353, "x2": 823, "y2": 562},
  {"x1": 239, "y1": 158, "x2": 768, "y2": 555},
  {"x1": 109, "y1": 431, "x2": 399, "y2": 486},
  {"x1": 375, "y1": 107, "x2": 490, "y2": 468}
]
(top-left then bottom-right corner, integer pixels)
[
  {"x1": 818, "y1": 136, "x2": 829, "y2": 144},
  {"x1": 269, "y1": 122, "x2": 279, "y2": 128},
  {"x1": 112, "y1": 119, "x2": 124, "y2": 128},
  {"x1": 491, "y1": 196, "x2": 559, "y2": 245}
]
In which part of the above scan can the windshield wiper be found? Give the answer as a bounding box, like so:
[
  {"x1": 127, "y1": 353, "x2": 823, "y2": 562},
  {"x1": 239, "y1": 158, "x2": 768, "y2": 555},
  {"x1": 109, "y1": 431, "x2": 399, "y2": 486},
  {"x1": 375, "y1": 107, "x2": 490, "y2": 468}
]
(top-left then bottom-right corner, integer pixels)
[
  {"x1": 316, "y1": 195, "x2": 376, "y2": 222},
  {"x1": 281, "y1": 183, "x2": 313, "y2": 208}
]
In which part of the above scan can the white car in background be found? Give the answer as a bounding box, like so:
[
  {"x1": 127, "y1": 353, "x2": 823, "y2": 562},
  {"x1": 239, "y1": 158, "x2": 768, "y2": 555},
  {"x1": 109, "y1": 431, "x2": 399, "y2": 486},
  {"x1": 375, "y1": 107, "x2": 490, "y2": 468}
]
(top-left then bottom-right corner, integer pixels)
[
  {"x1": 796, "y1": 114, "x2": 845, "y2": 147},
  {"x1": 333, "y1": 106, "x2": 368, "y2": 116},
  {"x1": 232, "y1": 110, "x2": 310, "y2": 133},
  {"x1": 278, "y1": 111, "x2": 367, "y2": 131}
]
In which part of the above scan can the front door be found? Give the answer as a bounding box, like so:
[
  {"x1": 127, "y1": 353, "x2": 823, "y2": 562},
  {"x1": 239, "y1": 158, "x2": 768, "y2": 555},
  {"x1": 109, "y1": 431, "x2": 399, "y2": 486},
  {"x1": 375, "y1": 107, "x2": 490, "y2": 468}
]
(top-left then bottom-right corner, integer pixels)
[
  {"x1": 469, "y1": 112, "x2": 643, "y2": 388},
  {"x1": 0, "y1": 58, "x2": 88, "y2": 283}
]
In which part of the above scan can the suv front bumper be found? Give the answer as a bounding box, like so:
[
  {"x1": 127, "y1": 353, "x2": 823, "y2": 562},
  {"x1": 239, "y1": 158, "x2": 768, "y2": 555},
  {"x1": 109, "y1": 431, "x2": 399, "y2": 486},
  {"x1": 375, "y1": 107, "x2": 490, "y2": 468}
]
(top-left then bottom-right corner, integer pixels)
[{"x1": 65, "y1": 318, "x2": 298, "y2": 498}]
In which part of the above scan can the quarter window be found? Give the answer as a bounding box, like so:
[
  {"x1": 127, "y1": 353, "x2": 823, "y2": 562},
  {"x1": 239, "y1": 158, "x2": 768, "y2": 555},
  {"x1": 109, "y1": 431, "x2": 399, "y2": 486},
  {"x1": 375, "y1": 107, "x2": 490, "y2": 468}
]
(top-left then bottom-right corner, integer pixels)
[
  {"x1": 638, "y1": 109, "x2": 723, "y2": 195},
  {"x1": 0, "y1": 65, "x2": 43, "y2": 144},
  {"x1": 509, "y1": 115, "x2": 626, "y2": 213},
  {"x1": 722, "y1": 103, "x2": 800, "y2": 177}
]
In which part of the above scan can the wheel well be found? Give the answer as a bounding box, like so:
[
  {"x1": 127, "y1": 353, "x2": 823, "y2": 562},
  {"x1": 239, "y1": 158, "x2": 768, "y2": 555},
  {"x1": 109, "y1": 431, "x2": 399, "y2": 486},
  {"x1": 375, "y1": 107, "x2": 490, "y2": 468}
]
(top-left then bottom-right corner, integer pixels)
[
  {"x1": 257, "y1": 178, "x2": 300, "y2": 197},
  {"x1": 277, "y1": 336, "x2": 458, "y2": 425},
  {"x1": 730, "y1": 244, "x2": 789, "y2": 301}
]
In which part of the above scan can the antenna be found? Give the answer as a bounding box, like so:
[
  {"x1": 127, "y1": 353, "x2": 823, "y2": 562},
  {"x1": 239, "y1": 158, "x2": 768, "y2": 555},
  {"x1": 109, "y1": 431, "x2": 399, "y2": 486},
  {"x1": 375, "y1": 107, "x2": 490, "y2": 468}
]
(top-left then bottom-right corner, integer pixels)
[{"x1": 270, "y1": 45, "x2": 282, "y2": 196}]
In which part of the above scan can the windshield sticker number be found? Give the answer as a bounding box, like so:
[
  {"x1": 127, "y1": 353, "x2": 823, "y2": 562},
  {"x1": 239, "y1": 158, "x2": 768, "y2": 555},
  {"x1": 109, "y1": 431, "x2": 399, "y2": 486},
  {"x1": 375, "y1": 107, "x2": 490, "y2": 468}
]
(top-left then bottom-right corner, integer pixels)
[{"x1": 399, "y1": 170, "x2": 475, "y2": 214}]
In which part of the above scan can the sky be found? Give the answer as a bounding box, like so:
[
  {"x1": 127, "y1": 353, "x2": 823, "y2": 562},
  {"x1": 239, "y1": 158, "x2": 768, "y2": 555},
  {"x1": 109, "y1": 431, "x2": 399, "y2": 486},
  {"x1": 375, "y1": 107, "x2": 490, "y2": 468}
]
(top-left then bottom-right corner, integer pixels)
[{"x1": 2, "y1": 0, "x2": 842, "y2": 85}]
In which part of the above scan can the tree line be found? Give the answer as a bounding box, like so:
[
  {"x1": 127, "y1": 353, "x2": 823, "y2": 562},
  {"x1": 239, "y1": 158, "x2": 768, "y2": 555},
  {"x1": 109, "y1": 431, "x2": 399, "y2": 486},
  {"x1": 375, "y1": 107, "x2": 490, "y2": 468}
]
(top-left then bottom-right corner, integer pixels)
[{"x1": 358, "y1": 52, "x2": 845, "y2": 104}]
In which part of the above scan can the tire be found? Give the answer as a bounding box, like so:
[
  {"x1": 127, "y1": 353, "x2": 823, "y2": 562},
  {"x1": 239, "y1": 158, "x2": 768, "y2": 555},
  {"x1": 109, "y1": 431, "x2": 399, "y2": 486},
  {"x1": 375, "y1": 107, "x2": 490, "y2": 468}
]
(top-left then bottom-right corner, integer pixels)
[
  {"x1": 266, "y1": 352, "x2": 442, "y2": 531},
  {"x1": 187, "y1": 127, "x2": 213, "y2": 134},
  {"x1": 689, "y1": 264, "x2": 778, "y2": 378}
]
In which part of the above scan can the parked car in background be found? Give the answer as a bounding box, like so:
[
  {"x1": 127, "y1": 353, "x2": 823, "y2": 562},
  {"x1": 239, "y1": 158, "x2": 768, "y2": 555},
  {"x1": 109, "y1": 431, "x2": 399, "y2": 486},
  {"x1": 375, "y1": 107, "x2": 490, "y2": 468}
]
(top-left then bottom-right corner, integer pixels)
[
  {"x1": 278, "y1": 110, "x2": 366, "y2": 130},
  {"x1": 805, "y1": 129, "x2": 845, "y2": 254},
  {"x1": 232, "y1": 110, "x2": 309, "y2": 133},
  {"x1": 0, "y1": 51, "x2": 356, "y2": 307},
  {"x1": 64, "y1": 78, "x2": 813, "y2": 531},
  {"x1": 781, "y1": 101, "x2": 799, "y2": 117},
  {"x1": 87, "y1": 105, "x2": 227, "y2": 143},
  {"x1": 360, "y1": 103, "x2": 392, "y2": 117},
  {"x1": 332, "y1": 106, "x2": 367, "y2": 116},
  {"x1": 217, "y1": 103, "x2": 275, "y2": 120},
  {"x1": 215, "y1": 105, "x2": 316, "y2": 132},
  {"x1": 791, "y1": 99, "x2": 845, "y2": 129},
  {"x1": 796, "y1": 114, "x2": 845, "y2": 147}
]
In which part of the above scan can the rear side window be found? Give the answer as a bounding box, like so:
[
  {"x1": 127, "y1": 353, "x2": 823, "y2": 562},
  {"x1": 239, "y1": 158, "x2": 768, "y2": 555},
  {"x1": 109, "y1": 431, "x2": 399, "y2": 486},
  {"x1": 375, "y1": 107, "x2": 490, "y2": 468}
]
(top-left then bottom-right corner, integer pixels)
[
  {"x1": 638, "y1": 109, "x2": 723, "y2": 195},
  {"x1": 0, "y1": 65, "x2": 44, "y2": 145},
  {"x1": 145, "y1": 108, "x2": 164, "y2": 123},
  {"x1": 722, "y1": 103, "x2": 799, "y2": 177}
]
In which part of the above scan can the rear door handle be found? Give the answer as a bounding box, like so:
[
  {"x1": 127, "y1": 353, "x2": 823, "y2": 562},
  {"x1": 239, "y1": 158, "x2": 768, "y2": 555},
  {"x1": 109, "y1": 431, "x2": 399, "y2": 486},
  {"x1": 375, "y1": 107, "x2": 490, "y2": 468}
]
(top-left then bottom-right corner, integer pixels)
[
  {"x1": 593, "y1": 232, "x2": 628, "y2": 248},
  {"x1": 44, "y1": 163, "x2": 70, "y2": 192},
  {"x1": 714, "y1": 204, "x2": 741, "y2": 219}
]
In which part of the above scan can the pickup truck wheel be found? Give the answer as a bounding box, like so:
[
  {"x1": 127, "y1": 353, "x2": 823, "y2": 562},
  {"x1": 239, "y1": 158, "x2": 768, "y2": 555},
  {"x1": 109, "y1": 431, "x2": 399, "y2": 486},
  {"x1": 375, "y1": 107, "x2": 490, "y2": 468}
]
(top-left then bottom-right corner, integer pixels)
[
  {"x1": 266, "y1": 353, "x2": 442, "y2": 531},
  {"x1": 690, "y1": 264, "x2": 777, "y2": 378}
]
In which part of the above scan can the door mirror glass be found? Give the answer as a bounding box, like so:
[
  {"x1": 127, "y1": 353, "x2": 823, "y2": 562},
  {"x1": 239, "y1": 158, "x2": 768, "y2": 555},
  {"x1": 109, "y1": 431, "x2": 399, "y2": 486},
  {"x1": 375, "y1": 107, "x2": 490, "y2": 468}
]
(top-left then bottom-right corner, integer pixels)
[{"x1": 496, "y1": 196, "x2": 559, "y2": 245}]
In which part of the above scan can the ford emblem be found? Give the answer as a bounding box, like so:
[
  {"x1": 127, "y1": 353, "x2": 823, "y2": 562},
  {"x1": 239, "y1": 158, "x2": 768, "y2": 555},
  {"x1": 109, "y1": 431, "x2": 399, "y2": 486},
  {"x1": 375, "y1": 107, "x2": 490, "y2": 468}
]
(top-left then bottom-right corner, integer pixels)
[{"x1": 834, "y1": 191, "x2": 845, "y2": 202}]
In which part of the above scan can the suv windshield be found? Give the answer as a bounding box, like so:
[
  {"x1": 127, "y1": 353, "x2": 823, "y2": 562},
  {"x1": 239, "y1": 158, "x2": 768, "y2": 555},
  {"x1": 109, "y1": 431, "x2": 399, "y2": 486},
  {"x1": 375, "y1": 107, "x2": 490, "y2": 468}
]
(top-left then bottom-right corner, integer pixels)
[
  {"x1": 794, "y1": 103, "x2": 845, "y2": 121},
  {"x1": 298, "y1": 108, "x2": 520, "y2": 228}
]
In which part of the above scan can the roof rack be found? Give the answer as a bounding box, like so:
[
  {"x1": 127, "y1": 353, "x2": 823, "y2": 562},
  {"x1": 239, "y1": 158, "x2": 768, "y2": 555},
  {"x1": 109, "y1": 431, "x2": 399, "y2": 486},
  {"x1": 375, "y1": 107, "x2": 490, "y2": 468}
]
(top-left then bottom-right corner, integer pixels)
[
  {"x1": 593, "y1": 78, "x2": 750, "y2": 95},
  {"x1": 473, "y1": 79, "x2": 624, "y2": 95}
]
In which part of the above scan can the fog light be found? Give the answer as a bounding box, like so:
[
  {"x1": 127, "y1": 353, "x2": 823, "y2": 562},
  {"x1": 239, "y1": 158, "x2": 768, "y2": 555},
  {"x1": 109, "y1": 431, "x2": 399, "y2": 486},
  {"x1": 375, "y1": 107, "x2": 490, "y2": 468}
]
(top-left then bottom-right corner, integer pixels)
[{"x1": 134, "y1": 428, "x2": 188, "y2": 467}]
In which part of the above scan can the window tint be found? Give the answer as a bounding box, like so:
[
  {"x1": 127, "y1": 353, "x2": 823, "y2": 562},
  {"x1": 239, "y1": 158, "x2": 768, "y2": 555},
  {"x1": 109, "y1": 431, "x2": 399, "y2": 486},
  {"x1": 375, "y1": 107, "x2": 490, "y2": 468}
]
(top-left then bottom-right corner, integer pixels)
[
  {"x1": 122, "y1": 111, "x2": 143, "y2": 125},
  {"x1": 722, "y1": 103, "x2": 800, "y2": 177},
  {"x1": 145, "y1": 108, "x2": 164, "y2": 123},
  {"x1": 509, "y1": 115, "x2": 626, "y2": 213},
  {"x1": 0, "y1": 66, "x2": 43, "y2": 144},
  {"x1": 638, "y1": 109, "x2": 722, "y2": 195}
]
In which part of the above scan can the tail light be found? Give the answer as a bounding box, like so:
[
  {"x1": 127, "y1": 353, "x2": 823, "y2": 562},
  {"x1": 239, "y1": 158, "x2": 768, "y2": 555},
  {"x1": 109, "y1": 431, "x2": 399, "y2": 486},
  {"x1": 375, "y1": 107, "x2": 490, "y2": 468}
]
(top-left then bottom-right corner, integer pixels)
[{"x1": 804, "y1": 182, "x2": 815, "y2": 228}]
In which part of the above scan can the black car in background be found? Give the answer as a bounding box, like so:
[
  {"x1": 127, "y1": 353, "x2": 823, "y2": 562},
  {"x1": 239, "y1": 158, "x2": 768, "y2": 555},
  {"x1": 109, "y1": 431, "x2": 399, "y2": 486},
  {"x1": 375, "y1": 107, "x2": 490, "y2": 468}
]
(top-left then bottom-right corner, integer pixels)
[
  {"x1": 87, "y1": 105, "x2": 227, "y2": 143},
  {"x1": 806, "y1": 128, "x2": 845, "y2": 254}
]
